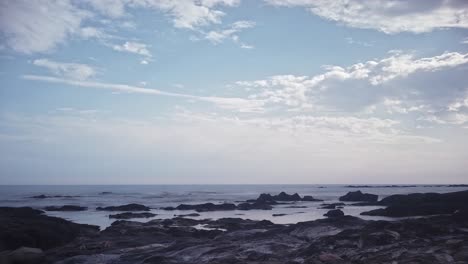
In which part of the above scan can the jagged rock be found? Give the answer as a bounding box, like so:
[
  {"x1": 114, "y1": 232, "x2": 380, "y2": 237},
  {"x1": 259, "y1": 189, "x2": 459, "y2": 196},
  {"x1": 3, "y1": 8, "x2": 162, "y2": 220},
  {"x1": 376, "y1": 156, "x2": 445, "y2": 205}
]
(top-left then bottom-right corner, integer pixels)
[
  {"x1": 320, "y1": 203, "x2": 345, "y2": 209},
  {"x1": 96, "y1": 203, "x2": 150, "y2": 211},
  {"x1": 324, "y1": 209, "x2": 345, "y2": 218},
  {"x1": 302, "y1": 195, "x2": 323, "y2": 202},
  {"x1": 339, "y1": 190, "x2": 378, "y2": 202},
  {"x1": 108, "y1": 212, "x2": 156, "y2": 219},
  {"x1": 44, "y1": 205, "x2": 87, "y2": 211}
]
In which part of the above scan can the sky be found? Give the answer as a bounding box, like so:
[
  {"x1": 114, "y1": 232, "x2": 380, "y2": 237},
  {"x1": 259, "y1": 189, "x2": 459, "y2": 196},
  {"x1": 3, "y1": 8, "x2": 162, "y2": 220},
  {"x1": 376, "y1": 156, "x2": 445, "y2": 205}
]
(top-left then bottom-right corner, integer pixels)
[{"x1": 0, "y1": 0, "x2": 467, "y2": 184}]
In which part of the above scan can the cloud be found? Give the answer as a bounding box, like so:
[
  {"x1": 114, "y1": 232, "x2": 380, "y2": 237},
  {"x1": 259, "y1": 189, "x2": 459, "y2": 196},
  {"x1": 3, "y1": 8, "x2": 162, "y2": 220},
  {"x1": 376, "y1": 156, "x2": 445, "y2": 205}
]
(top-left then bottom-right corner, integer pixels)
[
  {"x1": 0, "y1": 0, "x2": 89, "y2": 53},
  {"x1": 204, "y1": 20, "x2": 255, "y2": 47},
  {"x1": 112, "y1": 41, "x2": 152, "y2": 57},
  {"x1": 84, "y1": 0, "x2": 126, "y2": 18},
  {"x1": 22, "y1": 75, "x2": 265, "y2": 112},
  {"x1": 237, "y1": 51, "x2": 468, "y2": 112},
  {"x1": 265, "y1": 0, "x2": 468, "y2": 34},
  {"x1": 32, "y1": 59, "x2": 96, "y2": 81}
]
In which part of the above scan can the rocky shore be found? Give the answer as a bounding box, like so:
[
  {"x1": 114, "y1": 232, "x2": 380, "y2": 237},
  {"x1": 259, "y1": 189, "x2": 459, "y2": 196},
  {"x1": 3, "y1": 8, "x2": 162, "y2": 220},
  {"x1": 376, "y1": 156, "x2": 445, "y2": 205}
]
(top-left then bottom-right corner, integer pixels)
[{"x1": 1, "y1": 190, "x2": 468, "y2": 264}]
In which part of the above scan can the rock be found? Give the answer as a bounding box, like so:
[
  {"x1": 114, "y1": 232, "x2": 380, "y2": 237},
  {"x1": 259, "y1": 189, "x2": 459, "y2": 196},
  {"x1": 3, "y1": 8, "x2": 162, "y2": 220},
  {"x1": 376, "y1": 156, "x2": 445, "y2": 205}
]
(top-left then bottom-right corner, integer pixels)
[
  {"x1": 99, "y1": 192, "x2": 113, "y2": 195},
  {"x1": 339, "y1": 190, "x2": 378, "y2": 202},
  {"x1": 1, "y1": 247, "x2": 44, "y2": 264},
  {"x1": 109, "y1": 212, "x2": 156, "y2": 219},
  {"x1": 30, "y1": 195, "x2": 79, "y2": 199},
  {"x1": 174, "y1": 203, "x2": 237, "y2": 212},
  {"x1": 176, "y1": 213, "x2": 201, "y2": 217},
  {"x1": 237, "y1": 202, "x2": 272, "y2": 210},
  {"x1": 30, "y1": 195, "x2": 47, "y2": 199},
  {"x1": 324, "y1": 209, "x2": 345, "y2": 218},
  {"x1": 362, "y1": 190, "x2": 468, "y2": 217},
  {"x1": 302, "y1": 195, "x2": 323, "y2": 202},
  {"x1": 0, "y1": 207, "x2": 99, "y2": 251},
  {"x1": 44, "y1": 205, "x2": 87, "y2": 211},
  {"x1": 272, "y1": 214, "x2": 287, "y2": 217},
  {"x1": 96, "y1": 203, "x2": 150, "y2": 211},
  {"x1": 275, "y1": 192, "x2": 302, "y2": 201},
  {"x1": 319, "y1": 252, "x2": 343, "y2": 263}
]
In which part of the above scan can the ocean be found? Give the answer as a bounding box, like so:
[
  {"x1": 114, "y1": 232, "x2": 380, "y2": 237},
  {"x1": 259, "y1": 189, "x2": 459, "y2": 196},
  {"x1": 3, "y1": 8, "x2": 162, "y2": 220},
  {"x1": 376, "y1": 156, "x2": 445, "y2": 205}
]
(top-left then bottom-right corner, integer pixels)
[{"x1": 0, "y1": 184, "x2": 466, "y2": 229}]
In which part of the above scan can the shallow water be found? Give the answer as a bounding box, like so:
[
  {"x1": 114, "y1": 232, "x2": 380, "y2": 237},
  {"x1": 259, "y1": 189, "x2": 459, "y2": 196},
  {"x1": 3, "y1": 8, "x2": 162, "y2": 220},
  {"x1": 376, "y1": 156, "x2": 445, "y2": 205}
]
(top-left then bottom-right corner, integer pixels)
[{"x1": 0, "y1": 184, "x2": 466, "y2": 229}]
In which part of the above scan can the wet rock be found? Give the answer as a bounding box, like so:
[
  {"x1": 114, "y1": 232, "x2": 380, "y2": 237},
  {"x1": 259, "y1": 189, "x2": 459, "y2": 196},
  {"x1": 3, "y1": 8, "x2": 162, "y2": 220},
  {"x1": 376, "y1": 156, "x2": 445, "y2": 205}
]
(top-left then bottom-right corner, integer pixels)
[
  {"x1": 237, "y1": 202, "x2": 272, "y2": 210},
  {"x1": 109, "y1": 212, "x2": 156, "y2": 219},
  {"x1": 30, "y1": 195, "x2": 79, "y2": 199},
  {"x1": 174, "y1": 203, "x2": 236, "y2": 212},
  {"x1": 272, "y1": 214, "x2": 287, "y2": 217},
  {"x1": 99, "y1": 192, "x2": 113, "y2": 195},
  {"x1": 96, "y1": 203, "x2": 150, "y2": 211},
  {"x1": 176, "y1": 213, "x2": 201, "y2": 217},
  {"x1": 362, "y1": 190, "x2": 468, "y2": 217},
  {"x1": 320, "y1": 203, "x2": 345, "y2": 209},
  {"x1": 324, "y1": 209, "x2": 345, "y2": 218},
  {"x1": 44, "y1": 205, "x2": 87, "y2": 211},
  {"x1": 302, "y1": 195, "x2": 323, "y2": 202},
  {"x1": 0, "y1": 207, "x2": 99, "y2": 251},
  {"x1": 339, "y1": 191, "x2": 378, "y2": 202}
]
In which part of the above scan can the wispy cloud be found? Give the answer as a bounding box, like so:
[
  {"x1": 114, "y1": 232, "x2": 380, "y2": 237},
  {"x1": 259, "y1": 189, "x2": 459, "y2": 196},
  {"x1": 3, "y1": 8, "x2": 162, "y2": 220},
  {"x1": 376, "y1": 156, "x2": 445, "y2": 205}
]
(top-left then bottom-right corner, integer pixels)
[
  {"x1": 22, "y1": 75, "x2": 265, "y2": 113},
  {"x1": 32, "y1": 59, "x2": 96, "y2": 81}
]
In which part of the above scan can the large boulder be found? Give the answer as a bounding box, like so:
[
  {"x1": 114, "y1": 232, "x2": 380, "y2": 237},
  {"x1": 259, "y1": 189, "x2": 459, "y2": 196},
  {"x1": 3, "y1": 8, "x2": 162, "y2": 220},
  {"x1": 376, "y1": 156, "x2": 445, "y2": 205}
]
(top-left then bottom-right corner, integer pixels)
[
  {"x1": 96, "y1": 203, "x2": 150, "y2": 211},
  {"x1": 0, "y1": 207, "x2": 99, "y2": 251},
  {"x1": 339, "y1": 191, "x2": 378, "y2": 202}
]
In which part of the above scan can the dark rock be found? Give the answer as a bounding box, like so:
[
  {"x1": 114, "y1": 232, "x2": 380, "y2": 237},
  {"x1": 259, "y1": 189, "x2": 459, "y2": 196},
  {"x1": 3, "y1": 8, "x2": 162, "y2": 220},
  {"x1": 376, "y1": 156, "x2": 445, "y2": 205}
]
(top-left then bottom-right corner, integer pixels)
[
  {"x1": 275, "y1": 192, "x2": 302, "y2": 201},
  {"x1": 362, "y1": 190, "x2": 468, "y2": 217},
  {"x1": 30, "y1": 195, "x2": 79, "y2": 199},
  {"x1": 339, "y1": 190, "x2": 378, "y2": 202},
  {"x1": 99, "y1": 192, "x2": 113, "y2": 195},
  {"x1": 176, "y1": 213, "x2": 200, "y2": 217},
  {"x1": 272, "y1": 213, "x2": 287, "y2": 217},
  {"x1": 44, "y1": 205, "x2": 87, "y2": 211},
  {"x1": 237, "y1": 202, "x2": 272, "y2": 210},
  {"x1": 302, "y1": 195, "x2": 323, "y2": 201},
  {"x1": 109, "y1": 212, "x2": 156, "y2": 219},
  {"x1": 324, "y1": 209, "x2": 345, "y2": 218},
  {"x1": 96, "y1": 203, "x2": 150, "y2": 211},
  {"x1": 174, "y1": 203, "x2": 237, "y2": 212},
  {"x1": 0, "y1": 207, "x2": 98, "y2": 251}
]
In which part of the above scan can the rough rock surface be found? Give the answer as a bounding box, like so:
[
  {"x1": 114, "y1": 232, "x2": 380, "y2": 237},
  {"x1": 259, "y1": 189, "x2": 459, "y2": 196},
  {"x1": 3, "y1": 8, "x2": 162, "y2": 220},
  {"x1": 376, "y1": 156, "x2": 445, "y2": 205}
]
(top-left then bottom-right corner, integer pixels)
[
  {"x1": 42, "y1": 213, "x2": 468, "y2": 264},
  {"x1": 324, "y1": 209, "x2": 345, "y2": 218},
  {"x1": 339, "y1": 191, "x2": 378, "y2": 202}
]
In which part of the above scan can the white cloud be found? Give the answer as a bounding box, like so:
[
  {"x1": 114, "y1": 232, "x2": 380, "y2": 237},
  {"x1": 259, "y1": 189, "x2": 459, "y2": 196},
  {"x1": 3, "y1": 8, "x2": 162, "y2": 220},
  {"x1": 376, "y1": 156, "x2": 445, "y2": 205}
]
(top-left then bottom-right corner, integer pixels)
[
  {"x1": 204, "y1": 20, "x2": 255, "y2": 47},
  {"x1": 32, "y1": 59, "x2": 96, "y2": 81},
  {"x1": 112, "y1": 41, "x2": 151, "y2": 57},
  {"x1": 265, "y1": 0, "x2": 468, "y2": 34},
  {"x1": 0, "y1": 0, "x2": 89, "y2": 53},
  {"x1": 236, "y1": 51, "x2": 468, "y2": 111},
  {"x1": 22, "y1": 75, "x2": 265, "y2": 112},
  {"x1": 84, "y1": 0, "x2": 127, "y2": 18}
]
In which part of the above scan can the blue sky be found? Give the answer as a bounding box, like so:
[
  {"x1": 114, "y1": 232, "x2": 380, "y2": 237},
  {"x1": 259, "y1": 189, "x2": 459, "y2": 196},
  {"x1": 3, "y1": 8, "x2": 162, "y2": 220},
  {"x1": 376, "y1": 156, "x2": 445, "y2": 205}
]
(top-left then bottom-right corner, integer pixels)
[{"x1": 1, "y1": 0, "x2": 468, "y2": 184}]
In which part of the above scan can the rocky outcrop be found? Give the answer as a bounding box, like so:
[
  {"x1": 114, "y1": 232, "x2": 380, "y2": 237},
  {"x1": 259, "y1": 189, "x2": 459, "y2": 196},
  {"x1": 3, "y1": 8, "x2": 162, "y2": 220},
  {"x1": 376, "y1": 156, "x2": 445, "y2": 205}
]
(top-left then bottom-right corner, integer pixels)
[
  {"x1": 324, "y1": 209, "x2": 345, "y2": 218},
  {"x1": 320, "y1": 203, "x2": 345, "y2": 209},
  {"x1": 30, "y1": 195, "x2": 79, "y2": 199},
  {"x1": 43, "y1": 213, "x2": 468, "y2": 264},
  {"x1": 236, "y1": 202, "x2": 273, "y2": 210},
  {"x1": 44, "y1": 205, "x2": 87, "y2": 211},
  {"x1": 339, "y1": 190, "x2": 378, "y2": 202},
  {"x1": 96, "y1": 203, "x2": 150, "y2": 211},
  {"x1": 0, "y1": 207, "x2": 98, "y2": 251},
  {"x1": 249, "y1": 192, "x2": 323, "y2": 203},
  {"x1": 361, "y1": 190, "x2": 468, "y2": 217},
  {"x1": 108, "y1": 212, "x2": 156, "y2": 219},
  {"x1": 0, "y1": 246, "x2": 44, "y2": 264}
]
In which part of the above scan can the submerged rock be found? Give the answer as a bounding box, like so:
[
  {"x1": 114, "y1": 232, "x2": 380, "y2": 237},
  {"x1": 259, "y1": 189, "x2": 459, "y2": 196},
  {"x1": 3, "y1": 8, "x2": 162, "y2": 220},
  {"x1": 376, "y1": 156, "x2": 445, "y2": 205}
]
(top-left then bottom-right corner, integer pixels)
[
  {"x1": 237, "y1": 202, "x2": 272, "y2": 210},
  {"x1": 44, "y1": 205, "x2": 87, "y2": 211},
  {"x1": 339, "y1": 190, "x2": 378, "y2": 202},
  {"x1": 108, "y1": 212, "x2": 156, "y2": 219},
  {"x1": 96, "y1": 203, "x2": 150, "y2": 211}
]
